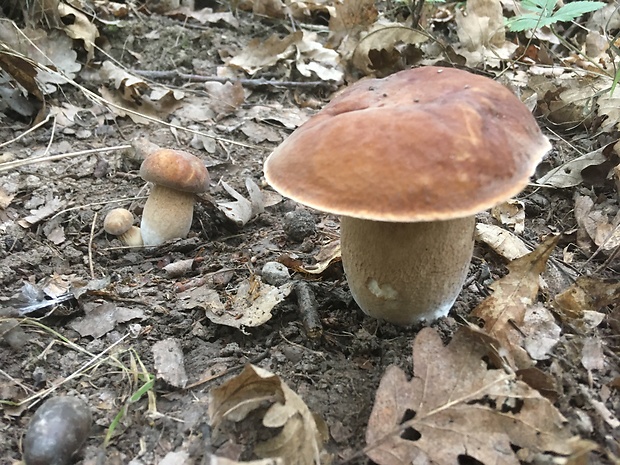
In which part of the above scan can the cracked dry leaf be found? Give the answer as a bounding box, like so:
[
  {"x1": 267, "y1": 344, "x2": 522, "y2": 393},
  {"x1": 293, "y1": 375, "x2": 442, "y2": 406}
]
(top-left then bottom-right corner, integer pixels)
[
  {"x1": 184, "y1": 275, "x2": 293, "y2": 329},
  {"x1": 491, "y1": 200, "x2": 525, "y2": 234},
  {"x1": 209, "y1": 364, "x2": 324, "y2": 465},
  {"x1": 99, "y1": 61, "x2": 184, "y2": 123},
  {"x1": 58, "y1": 2, "x2": 99, "y2": 62},
  {"x1": 366, "y1": 327, "x2": 576, "y2": 465},
  {"x1": 574, "y1": 195, "x2": 620, "y2": 251},
  {"x1": 229, "y1": 32, "x2": 302, "y2": 75},
  {"x1": 554, "y1": 276, "x2": 620, "y2": 322},
  {"x1": 471, "y1": 234, "x2": 560, "y2": 369},
  {"x1": 454, "y1": 0, "x2": 516, "y2": 67},
  {"x1": 351, "y1": 23, "x2": 427, "y2": 76}
]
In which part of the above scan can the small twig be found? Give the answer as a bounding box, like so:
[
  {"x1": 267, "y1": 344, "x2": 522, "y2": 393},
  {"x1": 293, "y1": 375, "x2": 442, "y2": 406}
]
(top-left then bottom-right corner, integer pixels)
[
  {"x1": 131, "y1": 69, "x2": 339, "y2": 90},
  {"x1": 184, "y1": 349, "x2": 270, "y2": 389},
  {"x1": 295, "y1": 281, "x2": 323, "y2": 340},
  {"x1": 43, "y1": 114, "x2": 57, "y2": 157},
  {"x1": 0, "y1": 145, "x2": 131, "y2": 172},
  {"x1": 88, "y1": 212, "x2": 97, "y2": 279},
  {"x1": 0, "y1": 113, "x2": 51, "y2": 149},
  {"x1": 50, "y1": 196, "x2": 148, "y2": 221}
]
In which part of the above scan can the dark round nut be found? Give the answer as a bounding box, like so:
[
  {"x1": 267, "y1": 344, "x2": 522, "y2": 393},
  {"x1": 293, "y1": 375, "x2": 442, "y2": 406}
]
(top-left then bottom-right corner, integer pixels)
[{"x1": 23, "y1": 396, "x2": 92, "y2": 465}]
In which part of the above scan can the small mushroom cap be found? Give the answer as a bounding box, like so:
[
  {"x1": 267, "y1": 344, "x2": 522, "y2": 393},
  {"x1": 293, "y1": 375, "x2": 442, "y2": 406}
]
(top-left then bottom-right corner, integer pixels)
[
  {"x1": 103, "y1": 208, "x2": 134, "y2": 235},
  {"x1": 140, "y1": 149, "x2": 210, "y2": 193},
  {"x1": 264, "y1": 67, "x2": 552, "y2": 222}
]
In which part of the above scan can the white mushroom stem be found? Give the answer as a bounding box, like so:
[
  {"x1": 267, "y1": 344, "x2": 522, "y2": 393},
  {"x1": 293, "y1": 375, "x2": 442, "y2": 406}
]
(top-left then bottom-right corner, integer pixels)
[
  {"x1": 119, "y1": 226, "x2": 144, "y2": 247},
  {"x1": 340, "y1": 216, "x2": 476, "y2": 326},
  {"x1": 141, "y1": 185, "x2": 196, "y2": 246}
]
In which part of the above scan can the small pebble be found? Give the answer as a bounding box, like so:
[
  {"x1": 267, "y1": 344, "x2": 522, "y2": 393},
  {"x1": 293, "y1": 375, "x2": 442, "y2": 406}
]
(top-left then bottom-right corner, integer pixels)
[
  {"x1": 23, "y1": 396, "x2": 92, "y2": 465},
  {"x1": 261, "y1": 261, "x2": 290, "y2": 286},
  {"x1": 283, "y1": 210, "x2": 316, "y2": 242}
]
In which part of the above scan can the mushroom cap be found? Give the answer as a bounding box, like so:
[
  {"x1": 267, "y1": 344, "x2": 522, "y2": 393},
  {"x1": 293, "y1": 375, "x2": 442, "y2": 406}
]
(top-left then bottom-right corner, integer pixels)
[
  {"x1": 264, "y1": 67, "x2": 552, "y2": 222},
  {"x1": 103, "y1": 208, "x2": 134, "y2": 235},
  {"x1": 140, "y1": 149, "x2": 210, "y2": 193}
]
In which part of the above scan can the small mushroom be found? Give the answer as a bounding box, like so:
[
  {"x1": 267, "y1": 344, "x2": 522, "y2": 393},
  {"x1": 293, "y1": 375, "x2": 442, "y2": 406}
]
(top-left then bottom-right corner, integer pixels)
[
  {"x1": 139, "y1": 149, "x2": 210, "y2": 246},
  {"x1": 103, "y1": 208, "x2": 143, "y2": 247},
  {"x1": 23, "y1": 396, "x2": 92, "y2": 465},
  {"x1": 264, "y1": 67, "x2": 551, "y2": 326}
]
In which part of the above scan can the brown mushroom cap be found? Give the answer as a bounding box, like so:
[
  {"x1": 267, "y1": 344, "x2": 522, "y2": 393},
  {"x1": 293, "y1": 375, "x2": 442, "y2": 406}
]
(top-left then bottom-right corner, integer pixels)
[
  {"x1": 264, "y1": 67, "x2": 551, "y2": 222},
  {"x1": 103, "y1": 208, "x2": 134, "y2": 235},
  {"x1": 140, "y1": 149, "x2": 210, "y2": 193}
]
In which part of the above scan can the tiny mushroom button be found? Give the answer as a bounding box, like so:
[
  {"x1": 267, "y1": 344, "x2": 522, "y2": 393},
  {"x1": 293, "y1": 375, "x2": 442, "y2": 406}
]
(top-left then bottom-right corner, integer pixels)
[
  {"x1": 139, "y1": 149, "x2": 210, "y2": 246},
  {"x1": 264, "y1": 66, "x2": 551, "y2": 326},
  {"x1": 103, "y1": 208, "x2": 143, "y2": 247}
]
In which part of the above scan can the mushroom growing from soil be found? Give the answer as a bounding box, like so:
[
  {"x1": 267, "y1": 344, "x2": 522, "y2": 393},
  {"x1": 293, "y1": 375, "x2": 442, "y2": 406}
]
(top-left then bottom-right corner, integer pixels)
[
  {"x1": 264, "y1": 66, "x2": 551, "y2": 326},
  {"x1": 103, "y1": 208, "x2": 143, "y2": 247},
  {"x1": 139, "y1": 149, "x2": 210, "y2": 246}
]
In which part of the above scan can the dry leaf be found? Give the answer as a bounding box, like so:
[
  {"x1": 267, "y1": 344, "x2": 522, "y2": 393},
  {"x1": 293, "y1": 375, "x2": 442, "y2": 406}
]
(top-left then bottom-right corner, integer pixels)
[
  {"x1": 454, "y1": 0, "x2": 516, "y2": 67},
  {"x1": 17, "y1": 195, "x2": 65, "y2": 228},
  {"x1": 203, "y1": 81, "x2": 245, "y2": 119},
  {"x1": 0, "y1": 27, "x2": 81, "y2": 90},
  {"x1": 574, "y1": 195, "x2": 620, "y2": 251},
  {"x1": 152, "y1": 338, "x2": 188, "y2": 388},
  {"x1": 69, "y1": 302, "x2": 144, "y2": 338},
  {"x1": 217, "y1": 178, "x2": 265, "y2": 227},
  {"x1": 475, "y1": 223, "x2": 530, "y2": 260},
  {"x1": 180, "y1": 275, "x2": 293, "y2": 330},
  {"x1": 471, "y1": 235, "x2": 560, "y2": 369},
  {"x1": 298, "y1": 240, "x2": 342, "y2": 274},
  {"x1": 99, "y1": 61, "x2": 184, "y2": 123},
  {"x1": 0, "y1": 187, "x2": 15, "y2": 210},
  {"x1": 229, "y1": 32, "x2": 302, "y2": 75},
  {"x1": 521, "y1": 304, "x2": 561, "y2": 360},
  {"x1": 58, "y1": 2, "x2": 99, "y2": 62},
  {"x1": 209, "y1": 364, "x2": 324, "y2": 465},
  {"x1": 366, "y1": 327, "x2": 576, "y2": 465},
  {"x1": 581, "y1": 337, "x2": 605, "y2": 371},
  {"x1": 554, "y1": 276, "x2": 620, "y2": 320},
  {"x1": 167, "y1": 7, "x2": 239, "y2": 28},
  {"x1": 491, "y1": 200, "x2": 525, "y2": 234},
  {"x1": 456, "y1": 0, "x2": 505, "y2": 50},
  {"x1": 295, "y1": 31, "x2": 344, "y2": 82},
  {"x1": 537, "y1": 146, "x2": 609, "y2": 188},
  {"x1": 351, "y1": 23, "x2": 427, "y2": 75}
]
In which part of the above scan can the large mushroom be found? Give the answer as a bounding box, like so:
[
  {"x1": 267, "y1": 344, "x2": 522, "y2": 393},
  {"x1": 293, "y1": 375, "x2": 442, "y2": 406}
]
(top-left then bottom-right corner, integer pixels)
[
  {"x1": 139, "y1": 149, "x2": 210, "y2": 246},
  {"x1": 264, "y1": 67, "x2": 551, "y2": 326}
]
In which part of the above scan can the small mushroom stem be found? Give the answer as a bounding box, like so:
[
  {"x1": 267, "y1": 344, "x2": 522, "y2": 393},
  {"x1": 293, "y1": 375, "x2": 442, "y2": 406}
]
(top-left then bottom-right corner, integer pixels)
[
  {"x1": 141, "y1": 185, "x2": 196, "y2": 246},
  {"x1": 340, "y1": 215, "x2": 476, "y2": 326}
]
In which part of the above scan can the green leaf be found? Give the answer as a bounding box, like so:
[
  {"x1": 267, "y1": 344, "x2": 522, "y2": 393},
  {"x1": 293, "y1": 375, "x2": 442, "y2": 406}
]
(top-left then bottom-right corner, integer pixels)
[
  {"x1": 505, "y1": 14, "x2": 549, "y2": 31},
  {"x1": 550, "y1": 1, "x2": 605, "y2": 22},
  {"x1": 520, "y1": 0, "x2": 556, "y2": 14}
]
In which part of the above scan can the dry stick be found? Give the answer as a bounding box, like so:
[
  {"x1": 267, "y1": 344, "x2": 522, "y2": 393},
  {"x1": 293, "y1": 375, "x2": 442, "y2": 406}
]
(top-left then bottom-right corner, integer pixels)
[
  {"x1": 42, "y1": 114, "x2": 58, "y2": 157},
  {"x1": 184, "y1": 349, "x2": 270, "y2": 389},
  {"x1": 0, "y1": 145, "x2": 131, "y2": 173},
  {"x1": 18, "y1": 333, "x2": 131, "y2": 408},
  {"x1": 50, "y1": 196, "x2": 148, "y2": 221},
  {"x1": 0, "y1": 113, "x2": 52, "y2": 150},
  {"x1": 6, "y1": 28, "x2": 262, "y2": 151},
  {"x1": 88, "y1": 211, "x2": 97, "y2": 279},
  {"x1": 295, "y1": 281, "x2": 323, "y2": 340},
  {"x1": 131, "y1": 69, "x2": 339, "y2": 90}
]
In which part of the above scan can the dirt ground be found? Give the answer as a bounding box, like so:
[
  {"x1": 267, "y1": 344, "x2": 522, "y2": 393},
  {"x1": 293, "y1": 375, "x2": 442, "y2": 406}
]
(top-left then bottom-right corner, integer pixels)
[{"x1": 1, "y1": 2, "x2": 619, "y2": 465}]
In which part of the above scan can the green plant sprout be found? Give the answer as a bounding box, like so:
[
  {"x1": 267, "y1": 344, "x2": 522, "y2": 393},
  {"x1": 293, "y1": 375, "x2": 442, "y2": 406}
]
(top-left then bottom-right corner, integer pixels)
[
  {"x1": 506, "y1": 0, "x2": 605, "y2": 31},
  {"x1": 104, "y1": 350, "x2": 156, "y2": 447}
]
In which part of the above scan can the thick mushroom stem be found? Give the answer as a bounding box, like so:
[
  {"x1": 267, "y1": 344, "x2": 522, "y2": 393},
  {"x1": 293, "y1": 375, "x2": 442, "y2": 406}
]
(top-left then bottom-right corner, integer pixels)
[
  {"x1": 141, "y1": 185, "x2": 196, "y2": 246},
  {"x1": 340, "y1": 215, "x2": 476, "y2": 326}
]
